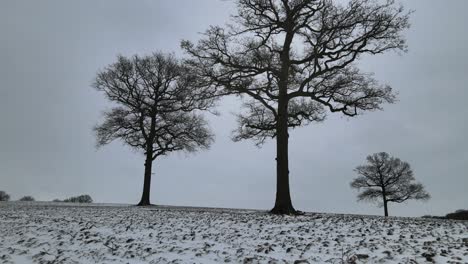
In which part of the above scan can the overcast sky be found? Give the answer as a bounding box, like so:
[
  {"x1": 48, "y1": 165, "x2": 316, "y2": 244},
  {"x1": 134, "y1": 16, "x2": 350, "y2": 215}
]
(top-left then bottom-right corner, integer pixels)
[{"x1": 1, "y1": 0, "x2": 467, "y2": 217}]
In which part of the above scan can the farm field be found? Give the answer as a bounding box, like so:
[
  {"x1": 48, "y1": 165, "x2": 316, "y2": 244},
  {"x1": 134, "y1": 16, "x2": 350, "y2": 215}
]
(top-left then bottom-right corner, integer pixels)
[{"x1": 0, "y1": 202, "x2": 467, "y2": 263}]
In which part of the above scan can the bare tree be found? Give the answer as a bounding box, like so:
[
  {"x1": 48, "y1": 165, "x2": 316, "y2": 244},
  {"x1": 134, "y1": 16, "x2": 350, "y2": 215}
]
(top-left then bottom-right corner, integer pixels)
[
  {"x1": 182, "y1": 0, "x2": 410, "y2": 214},
  {"x1": 94, "y1": 53, "x2": 214, "y2": 206},
  {"x1": 351, "y1": 152, "x2": 430, "y2": 217}
]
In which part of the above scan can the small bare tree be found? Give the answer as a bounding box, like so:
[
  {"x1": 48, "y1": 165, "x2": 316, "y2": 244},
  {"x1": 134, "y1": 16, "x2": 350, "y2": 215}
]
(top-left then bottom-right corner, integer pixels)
[
  {"x1": 351, "y1": 152, "x2": 430, "y2": 216},
  {"x1": 182, "y1": 0, "x2": 410, "y2": 214},
  {"x1": 94, "y1": 52, "x2": 214, "y2": 206}
]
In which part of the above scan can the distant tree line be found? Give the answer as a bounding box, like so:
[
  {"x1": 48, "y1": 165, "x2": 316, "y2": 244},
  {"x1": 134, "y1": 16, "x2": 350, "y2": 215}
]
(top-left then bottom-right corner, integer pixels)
[
  {"x1": 446, "y1": 210, "x2": 468, "y2": 220},
  {"x1": 1, "y1": 192, "x2": 94, "y2": 204},
  {"x1": 19, "y1": 196, "x2": 35, "y2": 202},
  {"x1": 423, "y1": 209, "x2": 468, "y2": 221},
  {"x1": 53, "y1": 194, "x2": 93, "y2": 203},
  {"x1": 0, "y1": 192, "x2": 36, "y2": 202}
]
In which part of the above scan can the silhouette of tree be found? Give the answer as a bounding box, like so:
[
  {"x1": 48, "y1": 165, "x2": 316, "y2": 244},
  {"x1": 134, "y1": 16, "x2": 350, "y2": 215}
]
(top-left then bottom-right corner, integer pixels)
[
  {"x1": 63, "y1": 194, "x2": 93, "y2": 203},
  {"x1": 351, "y1": 152, "x2": 430, "y2": 216},
  {"x1": 19, "y1": 196, "x2": 35, "y2": 202},
  {"x1": 94, "y1": 53, "x2": 214, "y2": 206},
  {"x1": 182, "y1": 0, "x2": 410, "y2": 214},
  {"x1": 0, "y1": 191, "x2": 10, "y2": 202},
  {"x1": 446, "y1": 209, "x2": 468, "y2": 220}
]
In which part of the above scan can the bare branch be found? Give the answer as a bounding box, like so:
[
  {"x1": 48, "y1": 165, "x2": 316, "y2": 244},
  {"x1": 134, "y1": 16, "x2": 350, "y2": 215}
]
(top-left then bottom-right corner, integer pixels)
[{"x1": 182, "y1": 0, "x2": 409, "y2": 145}]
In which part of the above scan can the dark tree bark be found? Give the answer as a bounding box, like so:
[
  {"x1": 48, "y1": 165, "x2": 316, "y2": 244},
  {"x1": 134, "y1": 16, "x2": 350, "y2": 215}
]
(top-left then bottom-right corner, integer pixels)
[
  {"x1": 351, "y1": 152, "x2": 430, "y2": 217},
  {"x1": 137, "y1": 117, "x2": 156, "y2": 206},
  {"x1": 183, "y1": 0, "x2": 410, "y2": 215},
  {"x1": 271, "y1": 95, "x2": 295, "y2": 214},
  {"x1": 383, "y1": 199, "x2": 389, "y2": 217},
  {"x1": 382, "y1": 186, "x2": 389, "y2": 217},
  {"x1": 94, "y1": 53, "x2": 214, "y2": 206},
  {"x1": 137, "y1": 149, "x2": 154, "y2": 206},
  {"x1": 272, "y1": 27, "x2": 296, "y2": 214}
]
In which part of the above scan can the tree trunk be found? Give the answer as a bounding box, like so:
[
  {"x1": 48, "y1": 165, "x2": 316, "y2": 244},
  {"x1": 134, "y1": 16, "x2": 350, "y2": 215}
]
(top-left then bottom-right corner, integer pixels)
[
  {"x1": 270, "y1": 26, "x2": 298, "y2": 215},
  {"x1": 137, "y1": 116, "x2": 156, "y2": 207},
  {"x1": 382, "y1": 186, "x2": 389, "y2": 217},
  {"x1": 383, "y1": 199, "x2": 389, "y2": 217},
  {"x1": 137, "y1": 151, "x2": 153, "y2": 206},
  {"x1": 270, "y1": 96, "x2": 297, "y2": 215}
]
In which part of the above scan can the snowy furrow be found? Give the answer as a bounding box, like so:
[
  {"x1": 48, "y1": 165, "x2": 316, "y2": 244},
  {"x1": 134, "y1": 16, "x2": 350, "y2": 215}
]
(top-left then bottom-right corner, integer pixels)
[{"x1": 0, "y1": 203, "x2": 467, "y2": 263}]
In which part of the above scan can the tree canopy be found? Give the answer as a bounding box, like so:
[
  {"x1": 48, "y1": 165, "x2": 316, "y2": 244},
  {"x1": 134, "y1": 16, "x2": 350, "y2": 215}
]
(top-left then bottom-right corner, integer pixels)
[
  {"x1": 182, "y1": 0, "x2": 408, "y2": 145},
  {"x1": 94, "y1": 53, "x2": 214, "y2": 158}
]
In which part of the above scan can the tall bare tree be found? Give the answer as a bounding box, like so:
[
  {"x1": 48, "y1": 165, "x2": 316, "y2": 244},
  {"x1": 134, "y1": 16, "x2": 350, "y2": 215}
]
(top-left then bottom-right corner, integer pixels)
[
  {"x1": 182, "y1": 0, "x2": 410, "y2": 214},
  {"x1": 351, "y1": 152, "x2": 430, "y2": 216},
  {"x1": 94, "y1": 53, "x2": 214, "y2": 206}
]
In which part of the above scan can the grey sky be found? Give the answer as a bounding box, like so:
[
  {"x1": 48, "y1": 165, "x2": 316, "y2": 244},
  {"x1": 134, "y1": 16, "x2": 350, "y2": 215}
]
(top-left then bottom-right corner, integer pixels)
[{"x1": 1, "y1": 0, "x2": 467, "y2": 217}]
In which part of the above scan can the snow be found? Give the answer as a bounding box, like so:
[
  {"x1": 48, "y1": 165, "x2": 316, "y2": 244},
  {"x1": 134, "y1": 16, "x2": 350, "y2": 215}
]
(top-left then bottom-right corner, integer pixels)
[{"x1": 0, "y1": 202, "x2": 467, "y2": 263}]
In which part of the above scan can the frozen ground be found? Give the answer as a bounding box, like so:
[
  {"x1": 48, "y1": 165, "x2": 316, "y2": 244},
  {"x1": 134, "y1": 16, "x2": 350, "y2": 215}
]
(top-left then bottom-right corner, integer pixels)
[{"x1": 0, "y1": 202, "x2": 467, "y2": 263}]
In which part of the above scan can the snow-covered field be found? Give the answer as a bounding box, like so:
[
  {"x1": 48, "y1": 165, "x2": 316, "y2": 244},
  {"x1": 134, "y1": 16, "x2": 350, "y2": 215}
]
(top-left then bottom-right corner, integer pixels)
[{"x1": 0, "y1": 202, "x2": 467, "y2": 263}]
